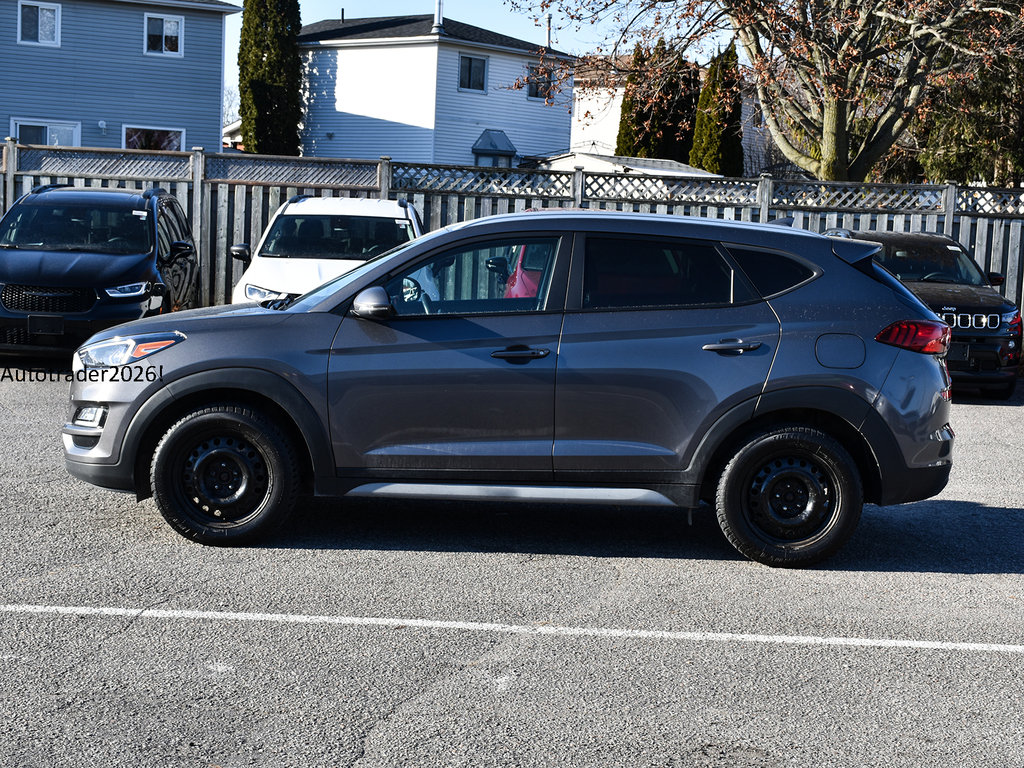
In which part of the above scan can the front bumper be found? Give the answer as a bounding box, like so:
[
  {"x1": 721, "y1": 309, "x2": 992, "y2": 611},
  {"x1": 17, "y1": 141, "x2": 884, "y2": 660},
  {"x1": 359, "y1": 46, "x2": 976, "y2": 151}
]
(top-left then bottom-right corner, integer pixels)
[
  {"x1": 946, "y1": 333, "x2": 1021, "y2": 385},
  {"x1": 0, "y1": 301, "x2": 152, "y2": 354}
]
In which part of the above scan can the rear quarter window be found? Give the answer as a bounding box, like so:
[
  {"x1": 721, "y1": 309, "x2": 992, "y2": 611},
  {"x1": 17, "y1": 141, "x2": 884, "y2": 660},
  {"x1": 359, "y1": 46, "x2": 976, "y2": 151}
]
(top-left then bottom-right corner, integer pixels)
[{"x1": 727, "y1": 246, "x2": 817, "y2": 297}]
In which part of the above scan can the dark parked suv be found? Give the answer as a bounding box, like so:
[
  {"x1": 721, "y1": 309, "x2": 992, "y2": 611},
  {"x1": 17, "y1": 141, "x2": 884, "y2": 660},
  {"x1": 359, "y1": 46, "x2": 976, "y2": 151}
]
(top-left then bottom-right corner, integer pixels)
[
  {"x1": 826, "y1": 229, "x2": 1021, "y2": 398},
  {"x1": 63, "y1": 211, "x2": 954, "y2": 567},
  {"x1": 0, "y1": 185, "x2": 197, "y2": 354}
]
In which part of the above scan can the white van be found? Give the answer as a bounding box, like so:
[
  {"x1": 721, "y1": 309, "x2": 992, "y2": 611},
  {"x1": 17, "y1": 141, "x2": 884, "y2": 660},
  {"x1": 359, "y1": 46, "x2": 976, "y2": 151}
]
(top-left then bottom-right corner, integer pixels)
[{"x1": 230, "y1": 196, "x2": 422, "y2": 304}]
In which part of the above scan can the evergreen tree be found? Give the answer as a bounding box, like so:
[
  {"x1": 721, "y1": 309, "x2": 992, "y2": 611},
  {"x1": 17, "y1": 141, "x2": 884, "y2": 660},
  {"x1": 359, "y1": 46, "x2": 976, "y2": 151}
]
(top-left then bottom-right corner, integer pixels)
[
  {"x1": 238, "y1": 0, "x2": 303, "y2": 155},
  {"x1": 918, "y1": 58, "x2": 1024, "y2": 186},
  {"x1": 615, "y1": 41, "x2": 700, "y2": 162},
  {"x1": 689, "y1": 44, "x2": 743, "y2": 176},
  {"x1": 615, "y1": 44, "x2": 648, "y2": 157}
]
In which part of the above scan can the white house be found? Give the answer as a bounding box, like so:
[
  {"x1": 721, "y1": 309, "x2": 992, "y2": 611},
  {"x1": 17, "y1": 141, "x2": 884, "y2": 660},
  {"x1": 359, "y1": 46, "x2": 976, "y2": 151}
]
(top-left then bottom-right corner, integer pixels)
[
  {"x1": 528, "y1": 151, "x2": 718, "y2": 178},
  {"x1": 296, "y1": 12, "x2": 573, "y2": 165},
  {"x1": 569, "y1": 62, "x2": 786, "y2": 178}
]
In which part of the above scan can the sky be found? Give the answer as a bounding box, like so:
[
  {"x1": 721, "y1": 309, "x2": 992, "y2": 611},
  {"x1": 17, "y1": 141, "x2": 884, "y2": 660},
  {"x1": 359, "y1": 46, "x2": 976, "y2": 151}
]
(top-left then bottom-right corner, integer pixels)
[{"x1": 223, "y1": 1, "x2": 615, "y2": 97}]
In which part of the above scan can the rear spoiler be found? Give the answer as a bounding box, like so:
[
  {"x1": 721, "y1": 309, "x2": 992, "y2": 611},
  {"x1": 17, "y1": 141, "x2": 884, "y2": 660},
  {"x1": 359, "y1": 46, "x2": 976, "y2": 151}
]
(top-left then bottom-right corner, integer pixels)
[{"x1": 829, "y1": 237, "x2": 882, "y2": 273}]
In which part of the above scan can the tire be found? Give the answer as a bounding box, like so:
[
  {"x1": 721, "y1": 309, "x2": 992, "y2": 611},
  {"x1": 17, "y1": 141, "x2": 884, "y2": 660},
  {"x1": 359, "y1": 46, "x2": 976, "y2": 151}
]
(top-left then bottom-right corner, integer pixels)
[
  {"x1": 715, "y1": 426, "x2": 862, "y2": 567},
  {"x1": 150, "y1": 404, "x2": 299, "y2": 545}
]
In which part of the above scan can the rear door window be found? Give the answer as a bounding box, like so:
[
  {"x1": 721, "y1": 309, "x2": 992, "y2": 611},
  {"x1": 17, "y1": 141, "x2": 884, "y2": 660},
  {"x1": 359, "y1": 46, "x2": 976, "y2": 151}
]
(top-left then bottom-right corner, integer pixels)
[{"x1": 582, "y1": 236, "x2": 749, "y2": 309}]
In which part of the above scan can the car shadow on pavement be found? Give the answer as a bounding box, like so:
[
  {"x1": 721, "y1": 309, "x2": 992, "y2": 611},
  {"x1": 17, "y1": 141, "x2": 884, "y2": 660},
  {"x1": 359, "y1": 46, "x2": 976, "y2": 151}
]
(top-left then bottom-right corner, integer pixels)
[
  {"x1": 276, "y1": 497, "x2": 737, "y2": 562},
  {"x1": 832, "y1": 500, "x2": 1024, "y2": 574},
  {"x1": 273, "y1": 496, "x2": 1024, "y2": 575}
]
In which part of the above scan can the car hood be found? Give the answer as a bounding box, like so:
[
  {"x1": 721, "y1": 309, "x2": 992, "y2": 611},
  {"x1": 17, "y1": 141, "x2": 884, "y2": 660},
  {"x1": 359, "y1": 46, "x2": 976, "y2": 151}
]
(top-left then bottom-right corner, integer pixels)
[
  {"x1": 906, "y1": 281, "x2": 1016, "y2": 313},
  {"x1": 0, "y1": 248, "x2": 154, "y2": 286},
  {"x1": 239, "y1": 257, "x2": 366, "y2": 296},
  {"x1": 80, "y1": 302, "x2": 276, "y2": 343}
]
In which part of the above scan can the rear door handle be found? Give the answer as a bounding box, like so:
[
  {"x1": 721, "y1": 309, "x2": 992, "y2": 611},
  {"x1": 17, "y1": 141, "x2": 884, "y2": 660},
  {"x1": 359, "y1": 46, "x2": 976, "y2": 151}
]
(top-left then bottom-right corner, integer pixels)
[
  {"x1": 702, "y1": 339, "x2": 763, "y2": 355},
  {"x1": 491, "y1": 345, "x2": 550, "y2": 363}
]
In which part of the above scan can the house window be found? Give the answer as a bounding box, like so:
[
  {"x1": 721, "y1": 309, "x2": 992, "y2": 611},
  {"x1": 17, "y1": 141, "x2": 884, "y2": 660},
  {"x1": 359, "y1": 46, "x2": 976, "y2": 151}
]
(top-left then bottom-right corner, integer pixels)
[
  {"x1": 527, "y1": 65, "x2": 553, "y2": 100},
  {"x1": 124, "y1": 126, "x2": 184, "y2": 151},
  {"x1": 18, "y1": 1, "x2": 60, "y2": 47},
  {"x1": 459, "y1": 54, "x2": 486, "y2": 92},
  {"x1": 11, "y1": 118, "x2": 79, "y2": 146},
  {"x1": 144, "y1": 14, "x2": 182, "y2": 56}
]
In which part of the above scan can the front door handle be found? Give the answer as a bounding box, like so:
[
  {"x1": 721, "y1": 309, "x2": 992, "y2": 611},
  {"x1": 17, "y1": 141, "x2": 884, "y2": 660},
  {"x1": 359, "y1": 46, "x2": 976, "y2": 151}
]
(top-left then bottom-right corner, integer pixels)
[
  {"x1": 702, "y1": 339, "x2": 763, "y2": 355},
  {"x1": 491, "y1": 345, "x2": 550, "y2": 364}
]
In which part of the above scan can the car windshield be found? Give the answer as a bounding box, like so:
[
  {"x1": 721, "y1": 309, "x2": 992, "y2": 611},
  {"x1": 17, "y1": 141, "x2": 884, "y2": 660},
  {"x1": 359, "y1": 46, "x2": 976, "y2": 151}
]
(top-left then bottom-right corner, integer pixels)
[
  {"x1": 259, "y1": 214, "x2": 415, "y2": 260},
  {"x1": 0, "y1": 203, "x2": 153, "y2": 254},
  {"x1": 876, "y1": 241, "x2": 988, "y2": 286}
]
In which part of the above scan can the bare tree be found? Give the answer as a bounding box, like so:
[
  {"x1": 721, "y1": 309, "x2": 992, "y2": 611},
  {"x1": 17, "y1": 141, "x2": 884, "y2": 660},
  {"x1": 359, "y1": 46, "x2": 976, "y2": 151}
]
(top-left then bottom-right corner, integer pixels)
[{"x1": 519, "y1": 0, "x2": 1024, "y2": 181}]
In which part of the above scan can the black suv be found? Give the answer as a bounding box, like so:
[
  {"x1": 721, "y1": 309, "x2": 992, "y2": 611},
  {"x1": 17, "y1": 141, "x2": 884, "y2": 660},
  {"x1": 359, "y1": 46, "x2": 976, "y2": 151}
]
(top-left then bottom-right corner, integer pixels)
[
  {"x1": 826, "y1": 229, "x2": 1021, "y2": 398},
  {"x1": 64, "y1": 211, "x2": 953, "y2": 567},
  {"x1": 0, "y1": 185, "x2": 198, "y2": 354}
]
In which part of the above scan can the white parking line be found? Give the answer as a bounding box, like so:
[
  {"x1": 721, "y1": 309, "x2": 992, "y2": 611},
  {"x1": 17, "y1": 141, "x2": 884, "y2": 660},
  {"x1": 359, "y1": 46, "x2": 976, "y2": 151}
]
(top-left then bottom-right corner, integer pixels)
[{"x1": 2, "y1": 603, "x2": 1023, "y2": 654}]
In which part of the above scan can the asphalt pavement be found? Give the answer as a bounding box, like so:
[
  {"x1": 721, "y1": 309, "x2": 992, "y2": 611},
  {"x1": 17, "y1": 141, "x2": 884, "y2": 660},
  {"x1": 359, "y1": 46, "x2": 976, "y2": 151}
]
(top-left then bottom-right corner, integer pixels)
[{"x1": 1, "y1": 359, "x2": 1022, "y2": 767}]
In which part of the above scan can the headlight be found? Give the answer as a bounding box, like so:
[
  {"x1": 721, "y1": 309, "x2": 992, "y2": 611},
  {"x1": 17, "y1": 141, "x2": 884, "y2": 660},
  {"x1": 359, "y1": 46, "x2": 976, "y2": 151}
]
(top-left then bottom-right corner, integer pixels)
[
  {"x1": 245, "y1": 284, "x2": 288, "y2": 302},
  {"x1": 77, "y1": 331, "x2": 185, "y2": 369},
  {"x1": 105, "y1": 282, "x2": 150, "y2": 299}
]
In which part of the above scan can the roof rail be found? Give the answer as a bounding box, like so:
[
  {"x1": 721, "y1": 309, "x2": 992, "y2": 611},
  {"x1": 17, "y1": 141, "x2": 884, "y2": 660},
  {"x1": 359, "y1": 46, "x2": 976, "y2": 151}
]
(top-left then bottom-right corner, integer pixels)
[{"x1": 30, "y1": 183, "x2": 71, "y2": 195}]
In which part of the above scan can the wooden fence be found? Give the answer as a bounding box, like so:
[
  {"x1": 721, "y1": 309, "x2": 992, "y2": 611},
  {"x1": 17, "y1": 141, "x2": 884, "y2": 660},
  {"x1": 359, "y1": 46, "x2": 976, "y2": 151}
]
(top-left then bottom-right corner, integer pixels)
[{"x1": 4, "y1": 139, "x2": 1024, "y2": 307}]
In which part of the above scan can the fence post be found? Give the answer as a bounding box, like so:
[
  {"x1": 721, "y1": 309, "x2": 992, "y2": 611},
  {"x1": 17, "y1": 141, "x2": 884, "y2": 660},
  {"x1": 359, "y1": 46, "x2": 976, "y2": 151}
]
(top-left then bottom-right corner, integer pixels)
[
  {"x1": 572, "y1": 165, "x2": 584, "y2": 207},
  {"x1": 942, "y1": 181, "x2": 957, "y2": 236},
  {"x1": 757, "y1": 173, "x2": 773, "y2": 222},
  {"x1": 378, "y1": 156, "x2": 392, "y2": 200},
  {"x1": 3, "y1": 137, "x2": 16, "y2": 215},
  {"x1": 189, "y1": 147, "x2": 206, "y2": 301}
]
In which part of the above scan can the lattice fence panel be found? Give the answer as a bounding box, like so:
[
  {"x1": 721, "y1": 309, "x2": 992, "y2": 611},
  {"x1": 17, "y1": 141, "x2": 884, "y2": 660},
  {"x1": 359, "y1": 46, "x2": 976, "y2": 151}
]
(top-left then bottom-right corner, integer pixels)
[
  {"x1": 585, "y1": 173, "x2": 759, "y2": 204},
  {"x1": 957, "y1": 188, "x2": 1024, "y2": 216},
  {"x1": 772, "y1": 181, "x2": 944, "y2": 212},
  {"x1": 16, "y1": 146, "x2": 192, "y2": 180},
  {"x1": 205, "y1": 153, "x2": 379, "y2": 187},
  {"x1": 392, "y1": 164, "x2": 574, "y2": 198}
]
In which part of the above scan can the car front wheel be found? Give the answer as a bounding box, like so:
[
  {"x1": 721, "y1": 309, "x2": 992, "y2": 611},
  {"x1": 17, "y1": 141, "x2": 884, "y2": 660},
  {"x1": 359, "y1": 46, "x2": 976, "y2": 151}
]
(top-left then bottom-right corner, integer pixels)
[
  {"x1": 716, "y1": 426, "x2": 862, "y2": 567},
  {"x1": 150, "y1": 404, "x2": 299, "y2": 545}
]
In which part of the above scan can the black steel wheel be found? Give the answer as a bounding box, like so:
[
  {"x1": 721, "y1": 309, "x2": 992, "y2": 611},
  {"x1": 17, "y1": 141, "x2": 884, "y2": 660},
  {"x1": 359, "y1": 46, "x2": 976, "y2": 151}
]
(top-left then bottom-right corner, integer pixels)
[
  {"x1": 716, "y1": 426, "x2": 862, "y2": 567},
  {"x1": 150, "y1": 404, "x2": 299, "y2": 545}
]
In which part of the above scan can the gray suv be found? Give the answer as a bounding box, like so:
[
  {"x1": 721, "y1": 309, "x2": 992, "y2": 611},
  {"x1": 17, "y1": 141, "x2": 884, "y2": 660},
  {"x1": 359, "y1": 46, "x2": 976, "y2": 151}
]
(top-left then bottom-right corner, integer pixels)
[{"x1": 62, "y1": 211, "x2": 954, "y2": 567}]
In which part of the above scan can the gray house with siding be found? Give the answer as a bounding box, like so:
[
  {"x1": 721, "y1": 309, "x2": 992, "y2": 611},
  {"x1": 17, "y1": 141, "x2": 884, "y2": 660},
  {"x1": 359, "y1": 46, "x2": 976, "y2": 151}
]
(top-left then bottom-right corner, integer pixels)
[
  {"x1": 298, "y1": 14, "x2": 573, "y2": 166},
  {"x1": 2, "y1": 0, "x2": 238, "y2": 152}
]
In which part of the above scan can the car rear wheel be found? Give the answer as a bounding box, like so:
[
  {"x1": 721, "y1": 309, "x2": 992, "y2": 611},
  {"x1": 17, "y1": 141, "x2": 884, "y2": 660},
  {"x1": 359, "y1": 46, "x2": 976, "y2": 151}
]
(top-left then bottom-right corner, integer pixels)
[
  {"x1": 716, "y1": 426, "x2": 862, "y2": 567},
  {"x1": 150, "y1": 404, "x2": 299, "y2": 545}
]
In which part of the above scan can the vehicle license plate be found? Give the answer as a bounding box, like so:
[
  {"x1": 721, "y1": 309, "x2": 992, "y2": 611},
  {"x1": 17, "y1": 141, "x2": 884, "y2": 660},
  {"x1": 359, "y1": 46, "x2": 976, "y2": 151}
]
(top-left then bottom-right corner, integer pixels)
[
  {"x1": 28, "y1": 315, "x2": 65, "y2": 335},
  {"x1": 947, "y1": 342, "x2": 969, "y2": 363}
]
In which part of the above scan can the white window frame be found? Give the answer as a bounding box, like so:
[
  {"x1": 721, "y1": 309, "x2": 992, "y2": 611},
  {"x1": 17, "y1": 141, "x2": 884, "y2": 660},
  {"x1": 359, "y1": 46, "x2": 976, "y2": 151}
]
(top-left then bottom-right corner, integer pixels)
[
  {"x1": 458, "y1": 53, "x2": 488, "y2": 93},
  {"x1": 122, "y1": 124, "x2": 186, "y2": 151},
  {"x1": 17, "y1": 1, "x2": 61, "y2": 48},
  {"x1": 143, "y1": 13, "x2": 184, "y2": 58},
  {"x1": 10, "y1": 117, "x2": 80, "y2": 146}
]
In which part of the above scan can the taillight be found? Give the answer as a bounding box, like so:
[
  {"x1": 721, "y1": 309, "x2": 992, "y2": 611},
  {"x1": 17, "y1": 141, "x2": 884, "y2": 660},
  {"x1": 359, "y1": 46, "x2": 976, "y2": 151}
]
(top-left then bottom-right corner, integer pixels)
[{"x1": 875, "y1": 320, "x2": 950, "y2": 355}]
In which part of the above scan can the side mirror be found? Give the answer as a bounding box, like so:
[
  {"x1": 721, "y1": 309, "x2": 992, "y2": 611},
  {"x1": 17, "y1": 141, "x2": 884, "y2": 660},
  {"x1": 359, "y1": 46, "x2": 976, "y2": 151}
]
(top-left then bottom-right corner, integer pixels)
[
  {"x1": 988, "y1": 271, "x2": 1005, "y2": 287},
  {"x1": 486, "y1": 256, "x2": 510, "y2": 282},
  {"x1": 170, "y1": 240, "x2": 196, "y2": 258},
  {"x1": 230, "y1": 244, "x2": 251, "y2": 265},
  {"x1": 149, "y1": 282, "x2": 169, "y2": 298},
  {"x1": 350, "y1": 286, "x2": 394, "y2": 320}
]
